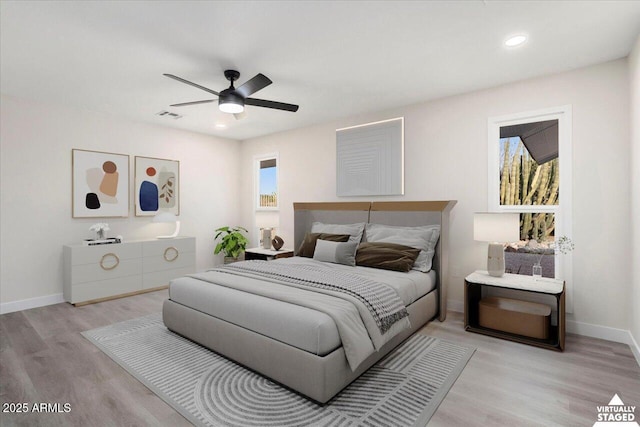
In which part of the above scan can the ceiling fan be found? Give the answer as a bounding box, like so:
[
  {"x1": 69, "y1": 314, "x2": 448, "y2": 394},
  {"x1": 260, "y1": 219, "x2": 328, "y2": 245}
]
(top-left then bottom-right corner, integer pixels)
[{"x1": 164, "y1": 70, "x2": 299, "y2": 118}]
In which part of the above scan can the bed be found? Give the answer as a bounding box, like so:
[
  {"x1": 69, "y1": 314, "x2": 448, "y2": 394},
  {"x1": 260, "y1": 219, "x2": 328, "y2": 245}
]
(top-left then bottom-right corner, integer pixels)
[{"x1": 162, "y1": 200, "x2": 456, "y2": 403}]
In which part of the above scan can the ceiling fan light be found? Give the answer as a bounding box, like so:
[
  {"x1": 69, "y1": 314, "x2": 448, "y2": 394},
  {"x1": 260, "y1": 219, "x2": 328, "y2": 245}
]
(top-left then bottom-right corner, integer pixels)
[
  {"x1": 219, "y1": 101, "x2": 244, "y2": 114},
  {"x1": 219, "y1": 92, "x2": 245, "y2": 114}
]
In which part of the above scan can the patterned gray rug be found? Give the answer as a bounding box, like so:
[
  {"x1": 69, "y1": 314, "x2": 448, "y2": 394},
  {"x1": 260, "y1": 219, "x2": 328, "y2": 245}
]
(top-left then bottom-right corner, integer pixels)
[{"x1": 83, "y1": 314, "x2": 474, "y2": 427}]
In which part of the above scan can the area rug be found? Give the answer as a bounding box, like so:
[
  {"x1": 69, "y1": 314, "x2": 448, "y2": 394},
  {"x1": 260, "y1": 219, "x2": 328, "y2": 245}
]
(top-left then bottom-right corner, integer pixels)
[{"x1": 82, "y1": 314, "x2": 474, "y2": 427}]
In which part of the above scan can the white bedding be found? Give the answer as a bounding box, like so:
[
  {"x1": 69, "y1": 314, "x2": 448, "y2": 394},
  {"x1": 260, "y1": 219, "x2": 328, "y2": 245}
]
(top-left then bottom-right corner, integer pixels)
[
  {"x1": 169, "y1": 257, "x2": 436, "y2": 370},
  {"x1": 288, "y1": 257, "x2": 437, "y2": 305}
]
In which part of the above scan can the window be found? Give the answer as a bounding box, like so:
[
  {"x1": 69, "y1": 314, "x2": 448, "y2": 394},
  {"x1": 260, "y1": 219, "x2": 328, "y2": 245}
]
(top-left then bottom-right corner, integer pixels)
[
  {"x1": 256, "y1": 154, "x2": 278, "y2": 210},
  {"x1": 488, "y1": 106, "x2": 573, "y2": 307}
]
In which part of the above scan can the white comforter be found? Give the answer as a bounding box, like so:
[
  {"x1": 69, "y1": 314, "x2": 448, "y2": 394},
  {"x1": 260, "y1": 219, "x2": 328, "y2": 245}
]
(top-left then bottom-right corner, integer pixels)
[{"x1": 188, "y1": 257, "x2": 412, "y2": 370}]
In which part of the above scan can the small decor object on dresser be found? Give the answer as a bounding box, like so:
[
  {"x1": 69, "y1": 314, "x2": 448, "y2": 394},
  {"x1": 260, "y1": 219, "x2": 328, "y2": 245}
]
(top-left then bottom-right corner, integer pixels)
[{"x1": 89, "y1": 222, "x2": 110, "y2": 240}]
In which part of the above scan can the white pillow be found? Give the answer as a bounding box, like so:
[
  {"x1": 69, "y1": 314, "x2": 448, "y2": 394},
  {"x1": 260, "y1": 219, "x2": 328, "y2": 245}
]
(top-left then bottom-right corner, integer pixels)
[
  {"x1": 313, "y1": 239, "x2": 358, "y2": 266},
  {"x1": 364, "y1": 223, "x2": 440, "y2": 272},
  {"x1": 310, "y1": 222, "x2": 365, "y2": 244}
]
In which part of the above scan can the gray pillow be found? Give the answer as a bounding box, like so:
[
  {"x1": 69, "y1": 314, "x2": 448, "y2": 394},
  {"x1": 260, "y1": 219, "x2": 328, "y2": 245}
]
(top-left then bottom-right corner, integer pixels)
[
  {"x1": 310, "y1": 222, "x2": 365, "y2": 244},
  {"x1": 364, "y1": 223, "x2": 440, "y2": 272},
  {"x1": 297, "y1": 232, "x2": 351, "y2": 258},
  {"x1": 313, "y1": 239, "x2": 358, "y2": 266}
]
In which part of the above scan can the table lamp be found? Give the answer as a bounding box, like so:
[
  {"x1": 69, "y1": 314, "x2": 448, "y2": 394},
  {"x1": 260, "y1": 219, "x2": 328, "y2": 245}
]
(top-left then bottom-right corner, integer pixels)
[
  {"x1": 474, "y1": 213, "x2": 519, "y2": 277},
  {"x1": 255, "y1": 212, "x2": 279, "y2": 249},
  {"x1": 153, "y1": 212, "x2": 180, "y2": 239}
]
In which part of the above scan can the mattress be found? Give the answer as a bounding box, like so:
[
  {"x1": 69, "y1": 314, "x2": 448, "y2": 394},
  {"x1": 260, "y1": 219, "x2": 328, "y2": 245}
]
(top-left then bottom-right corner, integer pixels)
[{"x1": 169, "y1": 257, "x2": 436, "y2": 356}]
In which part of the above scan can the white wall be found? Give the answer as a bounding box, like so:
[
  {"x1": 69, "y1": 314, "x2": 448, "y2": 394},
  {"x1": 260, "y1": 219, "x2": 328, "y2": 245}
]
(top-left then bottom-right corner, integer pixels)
[
  {"x1": 629, "y1": 35, "x2": 640, "y2": 353},
  {"x1": 240, "y1": 59, "x2": 631, "y2": 330},
  {"x1": 0, "y1": 94, "x2": 240, "y2": 306}
]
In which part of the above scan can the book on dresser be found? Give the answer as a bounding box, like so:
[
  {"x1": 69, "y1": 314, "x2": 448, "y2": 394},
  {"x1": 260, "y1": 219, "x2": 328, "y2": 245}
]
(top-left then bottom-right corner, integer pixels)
[{"x1": 63, "y1": 237, "x2": 196, "y2": 305}]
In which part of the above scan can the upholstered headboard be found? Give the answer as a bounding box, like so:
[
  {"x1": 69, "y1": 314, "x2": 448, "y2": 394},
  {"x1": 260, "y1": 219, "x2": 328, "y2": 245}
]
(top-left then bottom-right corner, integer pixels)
[{"x1": 293, "y1": 200, "x2": 456, "y2": 321}]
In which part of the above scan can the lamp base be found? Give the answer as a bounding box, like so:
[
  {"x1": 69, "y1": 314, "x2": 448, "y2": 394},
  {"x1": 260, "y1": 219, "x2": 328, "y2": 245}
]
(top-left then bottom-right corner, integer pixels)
[
  {"x1": 157, "y1": 221, "x2": 180, "y2": 239},
  {"x1": 487, "y1": 242, "x2": 505, "y2": 277},
  {"x1": 262, "y1": 228, "x2": 272, "y2": 249}
]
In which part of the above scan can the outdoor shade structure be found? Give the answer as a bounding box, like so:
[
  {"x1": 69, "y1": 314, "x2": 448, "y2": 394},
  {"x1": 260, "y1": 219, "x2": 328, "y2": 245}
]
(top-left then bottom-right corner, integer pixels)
[{"x1": 500, "y1": 119, "x2": 558, "y2": 164}]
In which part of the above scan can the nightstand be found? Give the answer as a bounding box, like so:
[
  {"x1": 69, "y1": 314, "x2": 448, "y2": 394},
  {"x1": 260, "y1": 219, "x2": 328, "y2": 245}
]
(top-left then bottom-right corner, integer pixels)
[
  {"x1": 464, "y1": 270, "x2": 565, "y2": 351},
  {"x1": 244, "y1": 247, "x2": 294, "y2": 261}
]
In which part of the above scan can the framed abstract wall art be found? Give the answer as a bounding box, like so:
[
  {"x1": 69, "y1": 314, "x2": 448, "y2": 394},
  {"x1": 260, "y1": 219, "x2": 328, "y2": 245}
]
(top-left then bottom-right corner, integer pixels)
[
  {"x1": 134, "y1": 156, "x2": 180, "y2": 216},
  {"x1": 72, "y1": 149, "x2": 130, "y2": 218}
]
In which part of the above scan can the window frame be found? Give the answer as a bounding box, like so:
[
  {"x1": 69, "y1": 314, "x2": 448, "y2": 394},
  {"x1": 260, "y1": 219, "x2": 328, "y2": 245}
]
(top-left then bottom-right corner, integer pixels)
[
  {"x1": 254, "y1": 152, "x2": 279, "y2": 211},
  {"x1": 488, "y1": 105, "x2": 573, "y2": 311}
]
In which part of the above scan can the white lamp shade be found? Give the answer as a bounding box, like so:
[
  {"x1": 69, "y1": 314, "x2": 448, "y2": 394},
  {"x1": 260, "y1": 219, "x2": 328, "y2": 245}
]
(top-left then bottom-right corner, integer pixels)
[
  {"x1": 153, "y1": 212, "x2": 178, "y2": 223},
  {"x1": 473, "y1": 213, "x2": 520, "y2": 243},
  {"x1": 153, "y1": 212, "x2": 180, "y2": 238}
]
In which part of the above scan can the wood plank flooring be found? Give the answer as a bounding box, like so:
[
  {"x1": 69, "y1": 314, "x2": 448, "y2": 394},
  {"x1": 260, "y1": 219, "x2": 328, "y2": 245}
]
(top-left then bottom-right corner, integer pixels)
[{"x1": 1, "y1": 290, "x2": 638, "y2": 426}]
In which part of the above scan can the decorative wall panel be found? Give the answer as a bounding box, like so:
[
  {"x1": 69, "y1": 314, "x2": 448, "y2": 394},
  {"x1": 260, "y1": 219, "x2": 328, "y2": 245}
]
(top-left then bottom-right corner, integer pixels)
[{"x1": 336, "y1": 118, "x2": 404, "y2": 196}]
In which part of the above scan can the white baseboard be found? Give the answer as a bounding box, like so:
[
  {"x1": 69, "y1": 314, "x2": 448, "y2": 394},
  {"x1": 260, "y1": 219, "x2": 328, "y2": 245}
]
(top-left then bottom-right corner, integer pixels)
[
  {"x1": 448, "y1": 298, "x2": 640, "y2": 366},
  {"x1": 566, "y1": 319, "x2": 630, "y2": 344},
  {"x1": 0, "y1": 293, "x2": 65, "y2": 315},
  {"x1": 567, "y1": 320, "x2": 640, "y2": 367}
]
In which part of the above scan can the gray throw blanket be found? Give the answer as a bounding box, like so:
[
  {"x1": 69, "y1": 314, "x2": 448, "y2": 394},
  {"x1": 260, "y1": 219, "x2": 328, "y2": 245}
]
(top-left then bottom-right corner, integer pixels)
[{"x1": 212, "y1": 260, "x2": 408, "y2": 334}]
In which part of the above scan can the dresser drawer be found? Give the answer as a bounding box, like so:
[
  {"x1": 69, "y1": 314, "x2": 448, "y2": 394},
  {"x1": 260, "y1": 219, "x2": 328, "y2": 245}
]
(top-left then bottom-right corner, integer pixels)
[
  {"x1": 68, "y1": 242, "x2": 142, "y2": 266},
  {"x1": 70, "y1": 275, "x2": 142, "y2": 304},
  {"x1": 70, "y1": 257, "x2": 143, "y2": 285},
  {"x1": 142, "y1": 238, "x2": 195, "y2": 257},
  {"x1": 143, "y1": 248, "x2": 195, "y2": 273}
]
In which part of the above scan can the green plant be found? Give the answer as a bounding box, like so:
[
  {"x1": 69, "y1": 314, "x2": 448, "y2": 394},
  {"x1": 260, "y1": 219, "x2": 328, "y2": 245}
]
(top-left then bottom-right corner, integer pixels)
[{"x1": 214, "y1": 226, "x2": 249, "y2": 258}]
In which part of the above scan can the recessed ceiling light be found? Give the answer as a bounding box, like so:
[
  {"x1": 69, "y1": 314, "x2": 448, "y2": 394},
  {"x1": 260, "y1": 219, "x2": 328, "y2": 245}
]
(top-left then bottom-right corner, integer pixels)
[
  {"x1": 215, "y1": 123, "x2": 227, "y2": 129},
  {"x1": 505, "y1": 34, "x2": 527, "y2": 47}
]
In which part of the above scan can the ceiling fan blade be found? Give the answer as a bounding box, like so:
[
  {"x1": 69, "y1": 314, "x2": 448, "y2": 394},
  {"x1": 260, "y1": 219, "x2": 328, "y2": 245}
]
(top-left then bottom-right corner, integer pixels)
[
  {"x1": 235, "y1": 74, "x2": 272, "y2": 98},
  {"x1": 234, "y1": 111, "x2": 247, "y2": 120},
  {"x1": 245, "y1": 97, "x2": 299, "y2": 112},
  {"x1": 170, "y1": 99, "x2": 216, "y2": 107},
  {"x1": 163, "y1": 74, "x2": 219, "y2": 96}
]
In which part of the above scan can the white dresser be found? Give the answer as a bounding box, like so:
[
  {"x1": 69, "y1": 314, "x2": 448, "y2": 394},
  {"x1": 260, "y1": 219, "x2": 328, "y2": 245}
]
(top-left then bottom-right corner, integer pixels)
[{"x1": 63, "y1": 237, "x2": 195, "y2": 305}]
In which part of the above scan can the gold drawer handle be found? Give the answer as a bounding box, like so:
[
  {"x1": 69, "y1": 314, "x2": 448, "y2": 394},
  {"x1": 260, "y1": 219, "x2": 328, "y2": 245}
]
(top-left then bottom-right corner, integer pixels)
[
  {"x1": 164, "y1": 247, "x2": 179, "y2": 262},
  {"x1": 100, "y1": 253, "x2": 120, "y2": 270}
]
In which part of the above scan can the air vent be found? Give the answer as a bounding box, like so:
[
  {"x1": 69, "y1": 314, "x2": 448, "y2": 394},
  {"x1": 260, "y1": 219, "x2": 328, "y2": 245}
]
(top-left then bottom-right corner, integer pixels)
[{"x1": 156, "y1": 110, "x2": 183, "y2": 120}]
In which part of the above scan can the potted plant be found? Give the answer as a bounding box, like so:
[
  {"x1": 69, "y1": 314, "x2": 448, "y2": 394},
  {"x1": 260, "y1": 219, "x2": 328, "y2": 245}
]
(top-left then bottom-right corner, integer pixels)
[{"x1": 214, "y1": 226, "x2": 249, "y2": 264}]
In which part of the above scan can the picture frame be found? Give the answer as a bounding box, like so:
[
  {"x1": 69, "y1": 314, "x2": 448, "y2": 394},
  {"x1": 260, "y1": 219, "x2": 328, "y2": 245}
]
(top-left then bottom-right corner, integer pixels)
[
  {"x1": 72, "y1": 149, "x2": 130, "y2": 218},
  {"x1": 134, "y1": 156, "x2": 180, "y2": 217}
]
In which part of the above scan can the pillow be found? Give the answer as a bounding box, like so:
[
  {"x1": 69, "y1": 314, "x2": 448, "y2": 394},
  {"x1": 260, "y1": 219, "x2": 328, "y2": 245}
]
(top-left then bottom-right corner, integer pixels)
[
  {"x1": 313, "y1": 239, "x2": 358, "y2": 266},
  {"x1": 310, "y1": 222, "x2": 365, "y2": 244},
  {"x1": 297, "y1": 232, "x2": 351, "y2": 258},
  {"x1": 355, "y1": 242, "x2": 421, "y2": 272},
  {"x1": 364, "y1": 223, "x2": 440, "y2": 272}
]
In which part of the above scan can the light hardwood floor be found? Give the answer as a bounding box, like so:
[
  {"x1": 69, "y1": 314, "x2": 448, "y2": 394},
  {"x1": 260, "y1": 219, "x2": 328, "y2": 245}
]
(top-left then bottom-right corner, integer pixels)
[{"x1": 1, "y1": 290, "x2": 638, "y2": 426}]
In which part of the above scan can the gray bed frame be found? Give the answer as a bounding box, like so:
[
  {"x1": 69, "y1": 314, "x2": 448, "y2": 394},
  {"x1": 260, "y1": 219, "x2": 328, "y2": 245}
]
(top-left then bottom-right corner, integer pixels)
[{"x1": 163, "y1": 200, "x2": 456, "y2": 403}]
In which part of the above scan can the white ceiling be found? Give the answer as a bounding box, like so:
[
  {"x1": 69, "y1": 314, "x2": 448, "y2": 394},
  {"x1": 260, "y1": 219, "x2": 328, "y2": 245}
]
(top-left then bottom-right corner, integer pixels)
[{"x1": 2, "y1": 1, "x2": 639, "y2": 141}]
